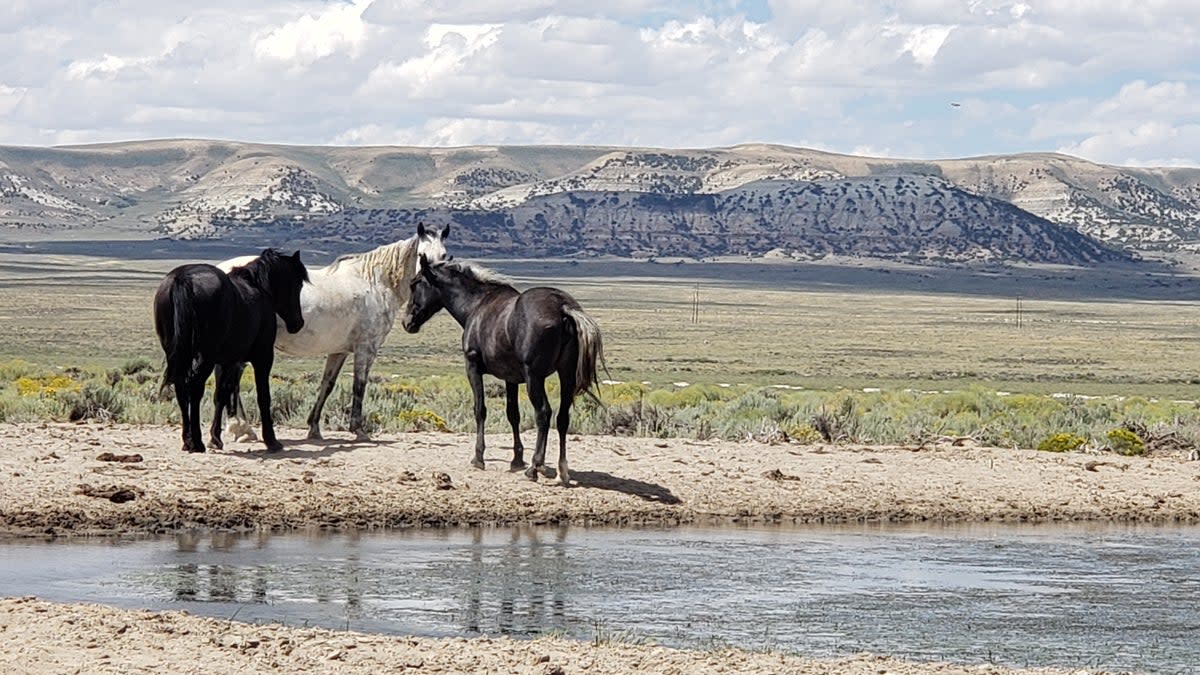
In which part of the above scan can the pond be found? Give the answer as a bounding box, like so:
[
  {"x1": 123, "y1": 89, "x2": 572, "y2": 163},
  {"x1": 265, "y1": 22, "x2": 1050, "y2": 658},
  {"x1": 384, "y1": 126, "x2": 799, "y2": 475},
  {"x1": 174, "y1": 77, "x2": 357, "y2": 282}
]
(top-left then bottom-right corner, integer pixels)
[{"x1": 3, "y1": 523, "x2": 1198, "y2": 673}]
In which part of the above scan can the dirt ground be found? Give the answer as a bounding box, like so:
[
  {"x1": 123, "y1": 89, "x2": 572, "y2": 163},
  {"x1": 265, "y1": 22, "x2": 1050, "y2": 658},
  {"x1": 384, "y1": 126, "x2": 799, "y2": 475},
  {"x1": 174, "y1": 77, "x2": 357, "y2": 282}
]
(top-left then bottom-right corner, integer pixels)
[
  {"x1": 0, "y1": 597, "x2": 1122, "y2": 675},
  {"x1": 1, "y1": 422, "x2": 1198, "y2": 536},
  {"x1": 1, "y1": 421, "x2": 1188, "y2": 674}
]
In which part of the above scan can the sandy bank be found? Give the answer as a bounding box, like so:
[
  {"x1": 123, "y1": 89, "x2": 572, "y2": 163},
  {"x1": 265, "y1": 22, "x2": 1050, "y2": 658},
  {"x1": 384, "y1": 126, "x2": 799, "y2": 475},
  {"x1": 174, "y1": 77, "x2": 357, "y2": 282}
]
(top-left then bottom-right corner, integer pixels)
[{"x1": 1, "y1": 422, "x2": 1197, "y2": 536}]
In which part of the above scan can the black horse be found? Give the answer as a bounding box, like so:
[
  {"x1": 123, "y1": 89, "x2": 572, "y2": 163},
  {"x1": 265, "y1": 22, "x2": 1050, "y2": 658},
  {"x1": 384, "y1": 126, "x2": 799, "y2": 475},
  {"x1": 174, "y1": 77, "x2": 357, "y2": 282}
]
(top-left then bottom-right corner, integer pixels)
[
  {"x1": 154, "y1": 249, "x2": 309, "y2": 453},
  {"x1": 401, "y1": 255, "x2": 606, "y2": 485}
]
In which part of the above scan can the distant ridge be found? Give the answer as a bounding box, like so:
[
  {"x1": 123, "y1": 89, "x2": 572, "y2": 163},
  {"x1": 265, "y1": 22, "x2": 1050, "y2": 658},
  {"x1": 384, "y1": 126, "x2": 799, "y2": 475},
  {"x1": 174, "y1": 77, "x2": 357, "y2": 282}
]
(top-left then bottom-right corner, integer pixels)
[{"x1": 4, "y1": 140, "x2": 1197, "y2": 264}]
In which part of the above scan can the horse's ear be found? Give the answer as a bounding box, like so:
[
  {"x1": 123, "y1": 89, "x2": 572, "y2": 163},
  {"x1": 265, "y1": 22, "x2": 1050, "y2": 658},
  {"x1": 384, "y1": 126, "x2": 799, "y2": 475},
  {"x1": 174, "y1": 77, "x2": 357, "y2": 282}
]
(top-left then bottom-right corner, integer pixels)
[
  {"x1": 440, "y1": 224, "x2": 451, "y2": 240},
  {"x1": 291, "y1": 250, "x2": 301, "y2": 261},
  {"x1": 417, "y1": 223, "x2": 427, "y2": 239},
  {"x1": 419, "y1": 253, "x2": 434, "y2": 277}
]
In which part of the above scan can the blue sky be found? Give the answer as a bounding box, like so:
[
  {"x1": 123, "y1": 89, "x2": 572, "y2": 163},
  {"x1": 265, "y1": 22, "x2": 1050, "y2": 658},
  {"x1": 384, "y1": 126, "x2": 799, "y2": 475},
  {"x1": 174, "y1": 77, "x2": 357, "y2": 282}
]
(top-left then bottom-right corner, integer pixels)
[{"x1": 2, "y1": 0, "x2": 1198, "y2": 167}]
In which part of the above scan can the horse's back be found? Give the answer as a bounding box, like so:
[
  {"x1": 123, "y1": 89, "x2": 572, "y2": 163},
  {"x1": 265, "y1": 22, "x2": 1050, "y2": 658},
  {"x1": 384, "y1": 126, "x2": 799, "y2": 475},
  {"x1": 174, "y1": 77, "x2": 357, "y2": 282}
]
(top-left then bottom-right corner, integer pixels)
[
  {"x1": 516, "y1": 287, "x2": 581, "y2": 320},
  {"x1": 155, "y1": 264, "x2": 233, "y2": 317},
  {"x1": 504, "y1": 287, "x2": 584, "y2": 372}
]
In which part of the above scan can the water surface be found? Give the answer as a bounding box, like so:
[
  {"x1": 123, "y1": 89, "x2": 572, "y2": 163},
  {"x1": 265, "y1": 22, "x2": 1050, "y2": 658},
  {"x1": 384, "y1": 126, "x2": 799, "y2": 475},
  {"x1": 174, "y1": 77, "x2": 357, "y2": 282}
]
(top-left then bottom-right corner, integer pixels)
[{"x1": 3, "y1": 523, "x2": 1197, "y2": 674}]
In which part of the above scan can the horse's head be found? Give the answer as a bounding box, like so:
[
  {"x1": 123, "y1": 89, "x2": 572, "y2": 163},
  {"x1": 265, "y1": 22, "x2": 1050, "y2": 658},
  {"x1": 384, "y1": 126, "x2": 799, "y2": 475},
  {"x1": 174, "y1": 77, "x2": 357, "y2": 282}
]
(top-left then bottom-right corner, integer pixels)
[
  {"x1": 416, "y1": 222, "x2": 451, "y2": 264},
  {"x1": 261, "y1": 248, "x2": 309, "y2": 334},
  {"x1": 401, "y1": 253, "x2": 446, "y2": 334}
]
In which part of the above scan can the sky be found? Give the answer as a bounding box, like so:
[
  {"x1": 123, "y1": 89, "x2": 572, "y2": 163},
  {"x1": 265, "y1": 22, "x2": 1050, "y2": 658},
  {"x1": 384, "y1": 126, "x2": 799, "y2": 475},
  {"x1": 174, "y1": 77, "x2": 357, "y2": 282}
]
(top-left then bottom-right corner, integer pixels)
[{"x1": 2, "y1": 1, "x2": 1199, "y2": 167}]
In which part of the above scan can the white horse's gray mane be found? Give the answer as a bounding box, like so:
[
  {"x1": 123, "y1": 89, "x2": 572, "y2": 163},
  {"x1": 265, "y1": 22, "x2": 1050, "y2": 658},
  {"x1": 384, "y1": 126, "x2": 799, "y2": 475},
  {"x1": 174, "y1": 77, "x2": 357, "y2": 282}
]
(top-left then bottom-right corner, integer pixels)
[{"x1": 330, "y1": 236, "x2": 419, "y2": 292}]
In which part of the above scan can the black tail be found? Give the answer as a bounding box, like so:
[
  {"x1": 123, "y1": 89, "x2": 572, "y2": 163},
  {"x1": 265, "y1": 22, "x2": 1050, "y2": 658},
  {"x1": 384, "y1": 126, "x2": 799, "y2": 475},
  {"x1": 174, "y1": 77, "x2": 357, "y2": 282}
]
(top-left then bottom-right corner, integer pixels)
[
  {"x1": 563, "y1": 306, "x2": 607, "y2": 404},
  {"x1": 157, "y1": 276, "x2": 198, "y2": 390}
]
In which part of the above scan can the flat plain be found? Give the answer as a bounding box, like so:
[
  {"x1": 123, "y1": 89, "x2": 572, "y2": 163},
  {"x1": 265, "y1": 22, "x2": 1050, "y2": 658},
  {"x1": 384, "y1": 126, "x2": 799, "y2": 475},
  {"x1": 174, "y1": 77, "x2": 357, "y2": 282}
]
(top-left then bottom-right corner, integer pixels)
[{"x1": 5, "y1": 247, "x2": 1200, "y2": 399}]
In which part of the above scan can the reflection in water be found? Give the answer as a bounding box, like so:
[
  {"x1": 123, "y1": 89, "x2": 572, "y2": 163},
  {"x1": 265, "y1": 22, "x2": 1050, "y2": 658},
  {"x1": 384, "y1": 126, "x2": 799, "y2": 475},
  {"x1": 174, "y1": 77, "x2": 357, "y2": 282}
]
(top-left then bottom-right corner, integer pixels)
[
  {"x1": 161, "y1": 525, "x2": 572, "y2": 637},
  {"x1": 5, "y1": 523, "x2": 1200, "y2": 673},
  {"x1": 470, "y1": 525, "x2": 569, "y2": 636},
  {"x1": 170, "y1": 531, "x2": 271, "y2": 604}
]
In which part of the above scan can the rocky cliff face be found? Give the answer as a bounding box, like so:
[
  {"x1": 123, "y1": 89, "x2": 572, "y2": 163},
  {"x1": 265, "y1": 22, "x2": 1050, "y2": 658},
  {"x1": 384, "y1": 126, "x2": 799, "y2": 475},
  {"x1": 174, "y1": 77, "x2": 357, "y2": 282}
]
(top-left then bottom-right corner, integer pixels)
[{"x1": 3, "y1": 141, "x2": 1196, "y2": 264}]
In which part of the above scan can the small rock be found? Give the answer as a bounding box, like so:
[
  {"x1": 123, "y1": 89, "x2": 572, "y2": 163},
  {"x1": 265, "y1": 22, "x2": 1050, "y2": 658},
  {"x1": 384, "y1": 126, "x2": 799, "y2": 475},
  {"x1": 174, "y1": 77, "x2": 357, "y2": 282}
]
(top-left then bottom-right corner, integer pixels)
[{"x1": 96, "y1": 452, "x2": 143, "y2": 463}]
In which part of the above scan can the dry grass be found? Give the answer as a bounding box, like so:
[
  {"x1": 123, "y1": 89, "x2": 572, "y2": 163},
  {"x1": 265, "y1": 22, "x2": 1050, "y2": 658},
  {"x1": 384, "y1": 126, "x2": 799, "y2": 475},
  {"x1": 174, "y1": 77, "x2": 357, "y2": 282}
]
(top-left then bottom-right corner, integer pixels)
[{"x1": 3, "y1": 251, "x2": 1200, "y2": 400}]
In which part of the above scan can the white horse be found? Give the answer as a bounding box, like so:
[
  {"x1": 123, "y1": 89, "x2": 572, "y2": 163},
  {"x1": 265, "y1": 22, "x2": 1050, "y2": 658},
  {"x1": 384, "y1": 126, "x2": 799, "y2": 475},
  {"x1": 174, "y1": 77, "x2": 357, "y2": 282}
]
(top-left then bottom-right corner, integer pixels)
[{"x1": 217, "y1": 223, "x2": 450, "y2": 441}]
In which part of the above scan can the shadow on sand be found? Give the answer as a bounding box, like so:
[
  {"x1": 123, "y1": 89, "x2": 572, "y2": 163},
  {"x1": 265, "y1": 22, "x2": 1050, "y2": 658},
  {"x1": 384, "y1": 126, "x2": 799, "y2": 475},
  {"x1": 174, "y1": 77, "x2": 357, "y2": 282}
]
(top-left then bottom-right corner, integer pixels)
[
  {"x1": 570, "y1": 470, "x2": 682, "y2": 504},
  {"x1": 223, "y1": 436, "x2": 378, "y2": 461}
]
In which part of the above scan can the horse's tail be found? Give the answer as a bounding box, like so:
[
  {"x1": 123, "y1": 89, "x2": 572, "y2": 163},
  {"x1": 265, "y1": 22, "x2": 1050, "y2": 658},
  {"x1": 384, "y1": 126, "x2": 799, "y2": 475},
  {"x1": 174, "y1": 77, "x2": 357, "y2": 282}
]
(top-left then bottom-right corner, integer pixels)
[
  {"x1": 157, "y1": 276, "x2": 198, "y2": 390},
  {"x1": 563, "y1": 306, "x2": 607, "y2": 404}
]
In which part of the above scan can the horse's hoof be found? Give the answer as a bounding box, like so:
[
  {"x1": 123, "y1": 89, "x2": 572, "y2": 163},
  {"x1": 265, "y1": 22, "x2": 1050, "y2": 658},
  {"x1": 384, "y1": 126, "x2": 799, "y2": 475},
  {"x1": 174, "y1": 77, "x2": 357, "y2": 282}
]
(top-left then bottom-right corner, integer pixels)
[
  {"x1": 524, "y1": 466, "x2": 539, "y2": 481},
  {"x1": 509, "y1": 460, "x2": 527, "y2": 472},
  {"x1": 471, "y1": 460, "x2": 486, "y2": 470},
  {"x1": 183, "y1": 445, "x2": 205, "y2": 454},
  {"x1": 265, "y1": 443, "x2": 283, "y2": 453},
  {"x1": 354, "y1": 432, "x2": 371, "y2": 442},
  {"x1": 539, "y1": 466, "x2": 557, "y2": 480},
  {"x1": 209, "y1": 439, "x2": 223, "y2": 451},
  {"x1": 306, "y1": 430, "x2": 323, "y2": 441}
]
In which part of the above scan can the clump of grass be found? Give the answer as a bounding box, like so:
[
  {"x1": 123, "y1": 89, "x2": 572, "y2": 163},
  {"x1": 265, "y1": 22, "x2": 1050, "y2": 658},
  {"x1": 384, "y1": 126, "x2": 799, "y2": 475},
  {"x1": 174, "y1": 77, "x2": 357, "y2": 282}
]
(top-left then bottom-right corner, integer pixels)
[
  {"x1": 106, "y1": 357, "x2": 157, "y2": 386},
  {"x1": 1107, "y1": 426, "x2": 1146, "y2": 456},
  {"x1": 590, "y1": 618, "x2": 655, "y2": 647},
  {"x1": 1037, "y1": 432, "x2": 1088, "y2": 453},
  {"x1": 396, "y1": 409, "x2": 450, "y2": 432},
  {"x1": 811, "y1": 396, "x2": 861, "y2": 442},
  {"x1": 0, "y1": 359, "x2": 42, "y2": 381},
  {"x1": 63, "y1": 383, "x2": 126, "y2": 422},
  {"x1": 15, "y1": 374, "x2": 81, "y2": 397}
]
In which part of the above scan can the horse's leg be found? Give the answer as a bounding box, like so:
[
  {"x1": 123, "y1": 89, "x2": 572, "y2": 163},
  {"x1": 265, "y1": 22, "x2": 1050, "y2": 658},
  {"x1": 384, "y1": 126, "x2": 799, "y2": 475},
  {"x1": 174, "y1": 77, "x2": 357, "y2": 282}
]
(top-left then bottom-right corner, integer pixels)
[
  {"x1": 349, "y1": 349, "x2": 378, "y2": 441},
  {"x1": 251, "y1": 353, "x2": 283, "y2": 453},
  {"x1": 466, "y1": 357, "x2": 487, "y2": 470},
  {"x1": 208, "y1": 364, "x2": 229, "y2": 450},
  {"x1": 224, "y1": 363, "x2": 256, "y2": 443},
  {"x1": 555, "y1": 367, "x2": 576, "y2": 486},
  {"x1": 506, "y1": 382, "x2": 526, "y2": 471},
  {"x1": 307, "y1": 353, "x2": 347, "y2": 440},
  {"x1": 186, "y1": 362, "x2": 214, "y2": 453},
  {"x1": 174, "y1": 378, "x2": 193, "y2": 453},
  {"x1": 523, "y1": 373, "x2": 554, "y2": 481}
]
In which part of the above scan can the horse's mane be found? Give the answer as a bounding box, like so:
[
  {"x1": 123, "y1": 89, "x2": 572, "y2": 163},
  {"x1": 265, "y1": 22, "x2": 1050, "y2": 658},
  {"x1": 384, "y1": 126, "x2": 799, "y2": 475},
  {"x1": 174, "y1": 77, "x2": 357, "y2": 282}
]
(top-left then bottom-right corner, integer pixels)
[
  {"x1": 232, "y1": 248, "x2": 289, "y2": 289},
  {"x1": 437, "y1": 260, "x2": 516, "y2": 290},
  {"x1": 329, "y1": 236, "x2": 419, "y2": 293}
]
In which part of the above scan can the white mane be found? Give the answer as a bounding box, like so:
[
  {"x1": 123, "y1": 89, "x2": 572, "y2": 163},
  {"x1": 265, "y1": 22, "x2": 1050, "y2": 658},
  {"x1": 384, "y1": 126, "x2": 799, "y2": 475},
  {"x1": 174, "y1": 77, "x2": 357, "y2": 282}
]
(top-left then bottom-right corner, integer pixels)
[{"x1": 330, "y1": 236, "x2": 420, "y2": 294}]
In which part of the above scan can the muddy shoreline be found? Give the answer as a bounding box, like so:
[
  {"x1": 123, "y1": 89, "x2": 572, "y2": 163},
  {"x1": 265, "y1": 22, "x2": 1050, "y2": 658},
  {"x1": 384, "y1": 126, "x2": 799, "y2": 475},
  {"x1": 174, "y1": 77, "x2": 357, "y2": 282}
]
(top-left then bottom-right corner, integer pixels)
[
  {"x1": 0, "y1": 597, "x2": 1122, "y2": 675},
  {"x1": 2, "y1": 422, "x2": 1198, "y2": 537}
]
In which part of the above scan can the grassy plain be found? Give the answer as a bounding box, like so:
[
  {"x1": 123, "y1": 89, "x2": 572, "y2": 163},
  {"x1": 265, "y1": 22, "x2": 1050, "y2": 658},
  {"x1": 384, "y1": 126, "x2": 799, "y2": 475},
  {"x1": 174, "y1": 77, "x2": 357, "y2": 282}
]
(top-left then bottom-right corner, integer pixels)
[{"x1": 3, "y1": 246, "x2": 1200, "y2": 449}]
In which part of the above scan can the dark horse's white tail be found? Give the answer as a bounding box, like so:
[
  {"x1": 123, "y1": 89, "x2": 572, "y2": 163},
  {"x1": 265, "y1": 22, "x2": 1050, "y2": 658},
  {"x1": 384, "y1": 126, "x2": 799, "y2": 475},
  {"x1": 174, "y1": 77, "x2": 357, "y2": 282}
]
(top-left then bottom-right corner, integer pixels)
[
  {"x1": 155, "y1": 275, "x2": 198, "y2": 390},
  {"x1": 563, "y1": 306, "x2": 606, "y2": 403}
]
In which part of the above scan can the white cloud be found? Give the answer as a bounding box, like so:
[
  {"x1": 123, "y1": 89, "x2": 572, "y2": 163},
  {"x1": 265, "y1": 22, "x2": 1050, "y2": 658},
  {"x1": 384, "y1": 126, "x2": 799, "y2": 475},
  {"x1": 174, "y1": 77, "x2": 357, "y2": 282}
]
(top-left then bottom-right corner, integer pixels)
[
  {"x1": 0, "y1": 84, "x2": 26, "y2": 116},
  {"x1": 0, "y1": 1, "x2": 1197, "y2": 165},
  {"x1": 254, "y1": 0, "x2": 371, "y2": 67}
]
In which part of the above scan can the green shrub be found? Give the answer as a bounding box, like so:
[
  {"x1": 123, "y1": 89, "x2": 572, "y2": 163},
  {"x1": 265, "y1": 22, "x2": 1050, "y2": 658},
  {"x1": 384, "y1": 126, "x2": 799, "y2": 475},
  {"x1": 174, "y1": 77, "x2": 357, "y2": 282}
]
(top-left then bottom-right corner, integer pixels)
[
  {"x1": 0, "y1": 359, "x2": 44, "y2": 381},
  {"x1": 1107, "y1": 427, "x2": 1146, "y2": 456},
  {"x1": 63, "y1": 383, "x2": 125, "y2": 422},
  {"x1": 396, "y1": 409, "x2": 451, "y2": 432},
  {"x1": 1037, "y1": 432, "x2": 1088, "y2": 453}
]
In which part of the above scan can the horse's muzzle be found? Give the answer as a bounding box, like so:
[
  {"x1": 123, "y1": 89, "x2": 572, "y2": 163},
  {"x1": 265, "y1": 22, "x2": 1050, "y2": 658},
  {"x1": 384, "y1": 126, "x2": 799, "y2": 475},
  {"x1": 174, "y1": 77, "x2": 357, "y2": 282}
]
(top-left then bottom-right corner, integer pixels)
[{"x1": 286, "y1": 318, "x2": 304, "y2": 334}]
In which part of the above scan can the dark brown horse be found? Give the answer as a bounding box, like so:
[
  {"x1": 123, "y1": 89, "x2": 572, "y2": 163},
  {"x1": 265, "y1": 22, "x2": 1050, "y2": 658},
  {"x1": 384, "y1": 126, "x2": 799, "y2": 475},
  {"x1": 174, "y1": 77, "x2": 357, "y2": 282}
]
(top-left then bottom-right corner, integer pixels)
[
  {"x1": 153, "y1": 249, "x2": 309, "y2": 453},
  {"x1": 401, "y1": 256, "x2": 605, "y2": 485}
]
